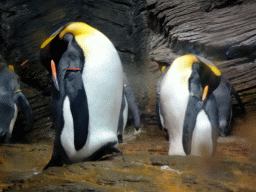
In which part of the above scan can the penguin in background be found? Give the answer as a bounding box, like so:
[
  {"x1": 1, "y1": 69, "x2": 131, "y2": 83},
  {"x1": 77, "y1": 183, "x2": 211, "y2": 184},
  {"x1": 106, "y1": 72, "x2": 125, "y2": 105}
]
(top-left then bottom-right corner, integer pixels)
[
  {"x1": 40, "y1": 22, "x2": 124, "y2": 169},
  {"x1": 156, "y1": 63, "x2": 170, "y2": 140},
  {"x1": 0, "y1": 64, "x2": 34, "y2": 143},
  {"x1": 156, "y1": 55, "x2": 245, "y2": 141},
  {"x1": 117, "y1": 74, "x2": 140, "y2": 143},
  {"x1": 156, "y1": 55, "x2": 245, "y2": 156}
]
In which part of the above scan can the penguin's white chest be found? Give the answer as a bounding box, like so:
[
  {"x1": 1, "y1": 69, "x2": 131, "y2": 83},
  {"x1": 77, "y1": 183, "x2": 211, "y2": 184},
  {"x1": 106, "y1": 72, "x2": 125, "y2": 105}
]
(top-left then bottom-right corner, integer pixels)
[
  {"x1": 160, "y1": 70, "x2": 190, "y2": 129},
  {"x1": 191, "y1": 110, "x2": 213, "y2": 156},
  {"x1": 60, "y1": 36, "x2": 123, "y2": 163}
]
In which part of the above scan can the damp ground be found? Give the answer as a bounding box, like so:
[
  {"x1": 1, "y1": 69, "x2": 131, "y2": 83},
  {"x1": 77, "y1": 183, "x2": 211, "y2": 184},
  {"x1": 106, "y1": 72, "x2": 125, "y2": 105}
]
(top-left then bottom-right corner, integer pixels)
[{"x1": 0, "y1": 109, "x2": 256, "y2": 192}]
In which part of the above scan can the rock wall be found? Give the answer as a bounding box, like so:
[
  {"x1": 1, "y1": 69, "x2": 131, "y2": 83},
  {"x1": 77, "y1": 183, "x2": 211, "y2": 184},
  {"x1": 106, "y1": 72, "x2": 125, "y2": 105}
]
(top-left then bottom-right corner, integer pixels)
[
  {"x1": 147, "y1": 0, "x2": 256, "y2": 108},
  {"x1": 0, "y1": 0, "x2": 255, "y2": 142}
]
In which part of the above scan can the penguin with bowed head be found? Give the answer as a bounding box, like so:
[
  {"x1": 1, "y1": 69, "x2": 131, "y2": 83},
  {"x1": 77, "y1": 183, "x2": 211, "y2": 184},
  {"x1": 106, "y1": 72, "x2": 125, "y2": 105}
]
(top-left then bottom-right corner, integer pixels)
[
  {"x1": 40, "y1": 22, "x2": 127, "y2": 169},
  {"x1": 156, "y1": 54, "x2": 244, "y2": 156},
  {"x1": 0, "y1": 64, "x2": 34, "y2": 143},
  {"x1": 194, "y1": 55, "x2": 245, "y2": 137}
]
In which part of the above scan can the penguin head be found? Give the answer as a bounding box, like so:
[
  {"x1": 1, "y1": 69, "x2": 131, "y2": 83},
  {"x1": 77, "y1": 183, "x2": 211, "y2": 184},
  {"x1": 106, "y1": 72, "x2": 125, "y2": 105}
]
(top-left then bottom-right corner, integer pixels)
[
  {"x1": 40, "y1": 22, "x2": 97, "y2": 71},
  {"x1": 40, "y1": 25, "x2": 68, "y2": 73},
  {"x1": 40, "y1": 22, "x2": 90, "y2": 91},
  {"x1": 171, "y1": 55, "x2": 221, "y2": 101},
  {"x1": 190, "y1": 55, "x2": 221, "y2": 101}
]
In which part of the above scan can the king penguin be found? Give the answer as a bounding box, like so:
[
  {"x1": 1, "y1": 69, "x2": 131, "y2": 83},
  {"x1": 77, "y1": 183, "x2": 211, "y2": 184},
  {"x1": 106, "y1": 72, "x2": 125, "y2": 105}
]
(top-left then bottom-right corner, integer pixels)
[
  {"x1": 0, "y1": 64, "x2": 34, "y2": 143},
  {"x1": 159, "y1": 55, "x2": 222, "y2": 156},
  {"x1": 157, "y1": 55, "x2": 244, "y2": 156},
  {"x1": 40, "y1": 22, "x2": 124, "y2": 169}
]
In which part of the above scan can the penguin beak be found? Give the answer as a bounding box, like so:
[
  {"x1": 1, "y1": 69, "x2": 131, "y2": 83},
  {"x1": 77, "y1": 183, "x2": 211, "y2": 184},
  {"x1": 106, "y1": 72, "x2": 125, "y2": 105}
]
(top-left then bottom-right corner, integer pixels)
[{"x1": 51, "y1": 60, "x2": 59, "y2": 91}]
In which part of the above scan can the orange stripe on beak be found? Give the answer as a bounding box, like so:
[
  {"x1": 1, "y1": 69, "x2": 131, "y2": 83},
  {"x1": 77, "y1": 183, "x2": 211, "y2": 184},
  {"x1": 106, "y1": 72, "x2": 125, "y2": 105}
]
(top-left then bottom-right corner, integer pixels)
[
  {"x1": 20, "y1": 60, "x2": 29, "y2": 66},
  {"x1": 202, "y1": 85, "x2": 209, "y2": 101},
  {"x1": 67, "y1": 68, "x2": 81, "y2": 71},
  {"x1": 51, "y1": 60, "x2": 57, "y2": 80}
]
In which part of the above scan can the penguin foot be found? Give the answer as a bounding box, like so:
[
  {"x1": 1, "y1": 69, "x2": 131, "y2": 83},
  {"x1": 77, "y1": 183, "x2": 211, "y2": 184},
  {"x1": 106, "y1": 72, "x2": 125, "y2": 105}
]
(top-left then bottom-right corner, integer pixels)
[
  {"x1": 0, "y1": 132, "x2": 11, "y2": 144},
  {"x1": 43, "y1": 158, "x2": 63, "y2": 170},
  {"x1": 117, "y1": 134, "x2": 123, "y2": 143},
  {"x1": 134, "y1": 126, "x2": 140, "y2": 131},
  {"x1": 90, "y1": 142, "x2": 121, "y2": 161}
]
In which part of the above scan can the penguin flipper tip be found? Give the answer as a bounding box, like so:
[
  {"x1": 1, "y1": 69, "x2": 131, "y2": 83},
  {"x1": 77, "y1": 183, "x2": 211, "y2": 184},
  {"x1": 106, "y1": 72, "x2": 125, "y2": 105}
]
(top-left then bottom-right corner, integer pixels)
[
  {"x1": 43, "y1": 157, "x2": 63, "y2": 170},
  {"x1": 134, "y1": 126, "x2": 140, "y2": 131}
]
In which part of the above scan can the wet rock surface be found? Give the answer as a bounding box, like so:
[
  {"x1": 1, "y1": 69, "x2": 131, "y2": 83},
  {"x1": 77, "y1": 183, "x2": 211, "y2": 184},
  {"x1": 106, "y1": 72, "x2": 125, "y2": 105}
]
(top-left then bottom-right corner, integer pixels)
[{"x1": 1, "y1": 111, "x2": 256, "y2": 192}]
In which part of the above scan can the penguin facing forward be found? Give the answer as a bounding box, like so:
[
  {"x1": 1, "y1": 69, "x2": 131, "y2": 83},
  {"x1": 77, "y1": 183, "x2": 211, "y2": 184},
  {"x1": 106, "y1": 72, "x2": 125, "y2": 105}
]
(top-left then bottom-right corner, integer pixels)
[
  {"x1": 158, "y1": 55, "x2": 222, "y2": 156},
  {"x1": 40, "y1": 22, "x2": 124, "y2": 169},
  {"x1": 117, "y1": 74, "x2": 140, "y2": 143},
  {"x1": 0, "y1": 64, "x2": 34, "y2": 143}
]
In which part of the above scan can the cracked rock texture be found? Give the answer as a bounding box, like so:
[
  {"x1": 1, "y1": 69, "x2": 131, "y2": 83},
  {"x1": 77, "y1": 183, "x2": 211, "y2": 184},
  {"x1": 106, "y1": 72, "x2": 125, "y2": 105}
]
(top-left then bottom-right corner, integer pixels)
[{"x1": 147, "y1": 0, "x2": 256, "y2": 108}]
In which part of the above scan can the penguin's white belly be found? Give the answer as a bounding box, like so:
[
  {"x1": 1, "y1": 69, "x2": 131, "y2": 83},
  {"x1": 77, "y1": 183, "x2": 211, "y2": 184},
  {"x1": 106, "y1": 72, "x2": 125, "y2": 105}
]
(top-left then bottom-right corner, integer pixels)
[
  {"x1": 61, "y1": 36, "x2": 123, "y2": 162},
  {"x1": 160, "y1": 73, "x2": 213, "y2": 156},
  {"x1": 61, "y1": 97, "x2": 120, "y2": 162},
  {"x1": 191, "y1": 110, "x2": 213, "y2": 156},
  {"x1": 160, "y1": 78, "x2": 189, "y2": 156}
]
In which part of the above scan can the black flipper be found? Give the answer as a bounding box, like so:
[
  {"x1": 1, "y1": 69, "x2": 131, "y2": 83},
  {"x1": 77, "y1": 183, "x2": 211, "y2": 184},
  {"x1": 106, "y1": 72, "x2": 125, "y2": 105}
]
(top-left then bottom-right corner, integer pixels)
[
  {"x1": 156, "y1": 66, "x2": 170, "y2": 139},
  {"x1": 183, "y1": 63, "x2": 204, "y2": 155},
  {"x1": 123, "y1": 74, "x2": 140, "y2": 130},
  {"x1": 65, "y1": 70, "x2": 89, "y2": 151},
  {"x1": 13, "y1": 91, "x2": 34, "y2": 130},
  {"x1": 117, "y1": 92, "x2": 126, "y2": 143},
  {"x1": 203, "y1": 93, "x2": 219, "y2": 156},
  {"x1": 183, "y1": 96, "x2": 203, "y2": 155},
  {"x1": 156, "y1": 94, "x2": 163, "y2": 130}
]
